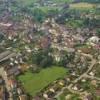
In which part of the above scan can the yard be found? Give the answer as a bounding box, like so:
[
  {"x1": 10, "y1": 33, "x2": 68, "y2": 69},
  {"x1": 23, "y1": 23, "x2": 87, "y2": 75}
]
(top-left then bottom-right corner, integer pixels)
[
  {"x1": 59, "y1": 89, "x2": 81, "y2": 100},
  {"x1": 17, "y1": 66, "x2": 67, "y2": 96}
]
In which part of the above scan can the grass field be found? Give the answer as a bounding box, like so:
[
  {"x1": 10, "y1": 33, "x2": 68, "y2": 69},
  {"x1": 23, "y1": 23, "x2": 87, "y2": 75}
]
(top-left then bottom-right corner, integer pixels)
[
  {"x1": 70, "y1": 3, "x2": 95, "y2": 9},
  {"x1": 17, "y1": 66, "x2": 67, "y2": 96},
  {"x1": 16, "y1": 0, "x2": 97, "y2": 12},
  {"x1": 17, "y1": 0, "x2": 73, "y2": 6},
  {"x1": 17, "y1": 0, "x2": 37, "y2": 5}
]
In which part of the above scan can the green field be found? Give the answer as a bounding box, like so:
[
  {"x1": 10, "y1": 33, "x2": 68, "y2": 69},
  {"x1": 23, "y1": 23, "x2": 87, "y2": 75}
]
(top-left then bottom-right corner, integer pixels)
[
  {"x1": 17, "y1": 0, "x2": 37, "y2": 5},
  {"x1": 17, "y1": 66, "x2": 67, "y2": 96},
  {"x1": 17, "y1": 0, "x2": 73, "y2": 6},
  {"x1": 70, "y1": 3, "x2": 95, "y2": 9}
]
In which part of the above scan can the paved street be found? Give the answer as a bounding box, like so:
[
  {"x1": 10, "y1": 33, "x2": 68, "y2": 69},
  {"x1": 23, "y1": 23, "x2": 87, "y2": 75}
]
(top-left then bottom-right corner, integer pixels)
[
  {"x1": 0, "y1": 67, "x2": 10, "y2": 91},
  {"x1": 0, "y1": 51, "x2": 16, "y2": 62},
  {"x1": 55, "y1": 53, "x2": 97, "y2": 99}
]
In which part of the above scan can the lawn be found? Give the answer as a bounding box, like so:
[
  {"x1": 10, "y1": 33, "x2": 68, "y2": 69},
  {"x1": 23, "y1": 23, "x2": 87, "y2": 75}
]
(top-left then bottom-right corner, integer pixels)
[{"x1": 17, "y1": 66, "x2": 67, "y2": 96}]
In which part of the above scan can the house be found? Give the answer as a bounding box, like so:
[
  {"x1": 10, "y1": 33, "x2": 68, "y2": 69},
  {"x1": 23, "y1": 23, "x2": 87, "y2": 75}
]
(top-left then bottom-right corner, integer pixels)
[
  {"x1": 65, "y1": 94, "x2": 71, "y2": 100},
  {"x1": 8, "y1": 79, "x2": 17, "y2": 89},
  {"x1": 19, "y1": 94, "x2": 28, "y2": 100},
  {"x1": 0, "y1": 86, "x2": 6, "y2": 100},
  {"x1": 0, "y1": 22, "x2": 12, "y2": 27},
  {"x1": 72, "y1": 84, "x2": 81, "y2": 91},
  {"x1": 43, "y1": 93, "x2": 48, "y2": 99},
  {"x1": 72, "y1": 86, "x2": 78, "y2": 91},
  {"x1": 85, "y1": 94, "x2": 94, "y2": 100},
  {"x1": 49, "y1": 88, "x2": 55, "y2": 93},
  {"x1": 89, "y1": 72, "x2": 95, "y2": 76},
  {"x1": 5, "y1": 66, "x2": 21, "y2": 76},
  {"x1": 88, "y1": 36, "x2": 100, "y2": 46},
  {"x1": 17, "y1": 88, "x2": 23, "y2": 95},
  {"x1": 0, "y1": 76, "x2": 4, "y2": 85},
  {"x1": 95, "y1": 89, "x2": 100, "y2": 96},
  {"x1": 53, "y1": 54, "x2": 61, "y2": 62},
  {"x1": 77, "y1": 46, "x2": 92, "y2": 54},
  {"x1": 40, "y1": 35, "x2": 51, "y2": 48}
]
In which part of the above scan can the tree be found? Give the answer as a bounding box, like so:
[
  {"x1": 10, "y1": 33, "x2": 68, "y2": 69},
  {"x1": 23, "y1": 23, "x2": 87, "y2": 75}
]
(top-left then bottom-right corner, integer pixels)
[
  {"x1": 58, "y1": 52, "x2": 75, "y2": 67},
  {"x1": 0, "y1": 32, "x2": 5, "y2": 42},
  {"x1": 47, "y1": 9, "x2": 59, "y2": 18},
  {"x1": 32, "y1": 49, "x2": 53, "y2": 67},
  {"x1": 96, "y1": 29, "x2": 100, "y2": 37},
  {"x1": 59, "y1": 56, "x2": 68, "y2": 67},
  {"x1": 81, "y1": 0, "x2": 100, "y2": 3},
  {"x1": 32, "y1": 8, "x2": 46, "y2": 23},
  {"x1": 40, "y1": 55, "x2": 53, "y2": 67}
]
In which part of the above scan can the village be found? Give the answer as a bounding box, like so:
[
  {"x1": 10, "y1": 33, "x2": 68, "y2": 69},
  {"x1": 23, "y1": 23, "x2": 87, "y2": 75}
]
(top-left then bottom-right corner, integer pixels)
[{"x1": 0, "y1": 0, "x2": 100, "y2": 100}]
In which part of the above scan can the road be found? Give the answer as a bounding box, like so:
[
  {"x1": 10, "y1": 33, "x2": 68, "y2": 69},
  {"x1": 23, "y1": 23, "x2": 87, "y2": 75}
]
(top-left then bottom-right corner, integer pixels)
[
  {"x1": 0, "y1": 67, "x2": 10, "y2": 91},
  {"x1": 0, "y1": 51, "x2": 16, "y2": 90},
  {"x1": 85, "y1": 75, "x2": 100, "y2": 81},
  {"x1": 0, "y1": 51, "x2": 17, "y2": 91},
  {"x1": 0, "y1": 50, "x2": 16, "y2": 63},
  {"x1": 55, "y1": 53, "x2": 97, "y2": 99},
  {"x1": 72, "y1": 59, "x2": 96, "y2": 84},
  {"x1": 0, "y1": 51, "x2": 17, "y2": 100}
]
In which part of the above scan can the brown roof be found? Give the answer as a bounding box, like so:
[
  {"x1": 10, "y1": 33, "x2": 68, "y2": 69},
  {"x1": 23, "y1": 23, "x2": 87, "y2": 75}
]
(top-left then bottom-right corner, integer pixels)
[
  {"x1": 0, "y1": 86, "x2": 5, "y2": 100},
  {"x1": 95, "y1": 89, "x2": 100, "y2": 96},
  {"x1": 19, "y1": 95, "x2": 27, "y2": 100}
]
